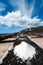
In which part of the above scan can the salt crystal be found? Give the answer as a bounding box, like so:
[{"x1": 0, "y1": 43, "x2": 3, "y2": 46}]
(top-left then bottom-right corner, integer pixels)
[{"x1": 13, "y1": 41, "x2": 36, "y2": 61}]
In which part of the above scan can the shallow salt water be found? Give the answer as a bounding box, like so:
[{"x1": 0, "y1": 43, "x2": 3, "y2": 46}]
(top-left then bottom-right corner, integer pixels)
[{"x1": 13, "y1": 41, "x2": 36, "y2": 61}]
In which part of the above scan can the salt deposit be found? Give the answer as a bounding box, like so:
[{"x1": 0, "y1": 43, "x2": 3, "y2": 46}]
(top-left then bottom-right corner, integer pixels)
[{"x1": 13, "y1": 41, "x2": 36, "y2": 61}]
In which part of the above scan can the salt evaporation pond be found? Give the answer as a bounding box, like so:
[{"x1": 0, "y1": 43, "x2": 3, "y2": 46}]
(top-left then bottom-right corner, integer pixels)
[{"x1": 13, "y1": 41, "x2": 36, "y2": 61}]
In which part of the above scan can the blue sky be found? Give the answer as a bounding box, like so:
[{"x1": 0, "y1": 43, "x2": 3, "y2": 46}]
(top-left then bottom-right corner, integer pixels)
[{"x1": 0, "y1": 0, "x2": 43, "y2": 34}]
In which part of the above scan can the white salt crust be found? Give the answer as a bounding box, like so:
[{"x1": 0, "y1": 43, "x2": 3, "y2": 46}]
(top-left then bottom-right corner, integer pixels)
[{"x1": 13, "y1": 41, "x2": 36, "y2": 61}]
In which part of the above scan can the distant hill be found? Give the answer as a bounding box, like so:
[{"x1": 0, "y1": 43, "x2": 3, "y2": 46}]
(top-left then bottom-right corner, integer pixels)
[
  {"x1": 29, "y1": 26, "x2": 43, "y2": 32},
  {"x1": 19, "y1": 26, "x2": 43, "y2": 36},
  {"x1": 0, "y1": 26, "x2": 43, "y2": 41}
]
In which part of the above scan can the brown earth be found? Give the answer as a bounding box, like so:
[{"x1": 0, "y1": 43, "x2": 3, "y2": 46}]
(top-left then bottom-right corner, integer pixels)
[
  {"x1": 3, "y1": 38, "x2": 17, "y2": 41},
  {"x1": 27, "y1": 35, "x2": 43, "y2": 49},
  {"x1": 0, "y1": 37, "x2": 18, "y2": 59},
  {"x1": 0, "y1": 43, "x2": 13, "y2": 59}
]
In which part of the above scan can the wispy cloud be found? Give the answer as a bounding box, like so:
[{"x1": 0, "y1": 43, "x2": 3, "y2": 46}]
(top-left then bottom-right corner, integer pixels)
[
  {"x1": 9, "y1": 0, "x2": 35, "y2": 17},
  {"x1": 33, "y1": 0, "x2": 43, "y2": 16},
  {"x1": 0, "y1": 11, "x2": 43, "y2": 28}
]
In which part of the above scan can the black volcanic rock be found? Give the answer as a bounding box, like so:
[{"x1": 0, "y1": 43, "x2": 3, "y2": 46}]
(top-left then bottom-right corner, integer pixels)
[{"x1": 0, "y1": 35, "x2": 43, "y2": 65}]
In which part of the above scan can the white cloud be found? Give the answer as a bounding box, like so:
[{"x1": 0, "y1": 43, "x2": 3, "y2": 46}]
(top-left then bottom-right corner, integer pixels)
[
  {"x1": 39, "y1": 21, "x2": 43, "y2": 26},
  {"x1": 0, "y1": 10, "x2": 43, "y2": 28},
  {"x1": 0, "y1": 3, "x2": 6, "y2": 12}
]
